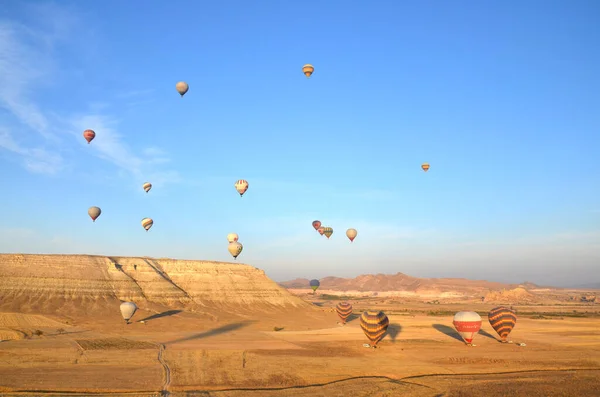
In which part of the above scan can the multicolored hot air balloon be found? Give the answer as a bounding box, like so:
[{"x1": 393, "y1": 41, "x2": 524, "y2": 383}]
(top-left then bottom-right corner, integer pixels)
[
  {"x1": 422, "y1": 163, "x2": 430, "y2": 172},
  {"x1": 234, "y1": 179, "x2": 249, "y2": 197},
  {"x1": 336, "y1": 302, "x2": 353, "y2": 324},
  {"x1": 120, "y1": 301, "x2": 137, "y2": 324},
  {"x1": 453, "y1": 311, "x2": 482, "y2": 346},
  {"x1": 360, "y1": 310, "x2": 389, "y2": 347},
  {"x1": 322, "y1": 227, "x2": 333, "y2": 239},
  {"x1": 83, "y1": 129, "x2": 96, "y2": 144},
  {"x1": 346, "y1": 228, "x2": 357, "y2": 242},
  {"x1": 488, "y1": 306, "x2": 517, "y2": 342},
  {"x1": 88, "y1": 206, "x2": 101, "y2": 222},
  {"x1": 143, "y1": 182, "x2": 152, "y2": 193},
  {"x1": 312, "y1": 220, "x2": 321, "y2": 231},
  {"x1": 176, "y1": 81, "x2": 189, "y2": 97},
  {"x1": 317, "y1": 227, "x2": 325, "y2": 236},
  {"x1": 141, "y1": 217, "x2": 153, "y2": 231},
  {"x1": 309, "y1": 279, "x2": 320, "y2": 293},
  {"x1": 227, "y1": 233, "x2": 239, "y2": 243},
  {"x1": 302, "y1": 64, "x2": 314, "y2": 78},
  {"x1": 228, "y1": 241, "x2": 243, "y2": 260}
]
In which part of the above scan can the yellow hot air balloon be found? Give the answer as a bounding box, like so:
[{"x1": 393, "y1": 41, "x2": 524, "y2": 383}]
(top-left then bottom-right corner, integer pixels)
[
  {"x1": 302, "y1": 64, "x2": 314, "y2": 78},
  {"x1": 234, "y1": 179, "x2": 249, "y2": 197},
  {"x1": 176, "y1": 81, "x2": 189, "y2": 97},
  {"x1": 142, "y1": 182, "x2": 152, "y2": 193},
  {"x1": 322, "y1": 227, "x2": 333, "y2": 239},
  {"x1": 141, "y1": 217, "x2": 153, "y2": 231},
  {"x1": 227, "y1": 233, "x2": 239, "y2": 243},
  {"x1": 228, "y1": 241, "x2": 243, "y2": 260},
  {"x1": 422, "y1": 163, "x2": 430, "y2": 172},
  {"x1": 346, "y1": 228, "x2": 357, "y2": 242}
]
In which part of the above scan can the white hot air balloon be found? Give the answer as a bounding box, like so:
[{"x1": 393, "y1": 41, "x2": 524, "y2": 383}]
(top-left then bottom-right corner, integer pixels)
[
  {"x1": 453, "y1": 311, "x2": 482, "y2": 346},
  {"x1": 227, "y1": 233, "x2": 239, "y2": 243},
  {"x1": 120, "y1": 302, "x2": 138, "y2": 324},
  {"x1": 228, "y1": 241, "x2": 243, "y2": 260},
  {"x1": 176, "y1": 81, "x2": 189, "y2": 97}
]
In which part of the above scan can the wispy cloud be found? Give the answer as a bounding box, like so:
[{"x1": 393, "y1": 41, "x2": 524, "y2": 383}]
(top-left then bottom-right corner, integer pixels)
[{"x1": 0, "y1": 5, "x2": 180, "y2": 186}]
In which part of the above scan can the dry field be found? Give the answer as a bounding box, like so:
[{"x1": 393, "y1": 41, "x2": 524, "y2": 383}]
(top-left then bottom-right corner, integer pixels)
[{"x1": 0, "y1": 298, "x2": 599, "y2": 396}]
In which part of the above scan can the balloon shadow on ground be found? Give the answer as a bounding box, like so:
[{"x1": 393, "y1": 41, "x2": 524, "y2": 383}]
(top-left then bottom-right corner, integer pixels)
[
  {"x1": 432, "y1": 324, "x2": 464, "y2": 343},
  {"x1": 345, "y1": 313, "x2": 360, "y2": 323},
  {"x1": 139, "y1": 310, "x2": 182, "y2": 323},
  {"x1": 478, "y1": 328, "x2": 499, "y2": 341},
  {"x1": 386, "y1": 324, "x2": 402, "y2": 342},
  {"x1": 164, "y1": 321, "x2": 254, "y2": 346},
  {"x1": 312, "y1": 302, "x2": 325, "y2": 307}
]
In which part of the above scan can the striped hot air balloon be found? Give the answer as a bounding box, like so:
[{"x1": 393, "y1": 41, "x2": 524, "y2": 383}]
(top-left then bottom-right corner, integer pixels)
[
  {"x1": 142, "y1": 182, "x2": 152, "y2": 193},
  {"x1": 488, "y1": 306, "x2": 517, "y2": 342},
  {"x1": 336, "y1": 302, "x2": 353, "y2": 324},
  {"x1": 360, "y1": 310, "x2": 389, "y2": 347},
  {"x1": 141, "y1": 217, "x2": 153, "y2": 231},
  {"x1": 322, "y1": 227, "x2": 333, "y2": 239},
  {"x1": 453, "y1": 311, "x2": 482, "y2": 346},
  {"x1": 302, "y1": 64, "x2": 314, "y2": 78},
  {"x1": 422, "y1": 163, "x2": 430, "y2": 172},
  {"x1": 234, "y1": 179, "x2": 249, "y2": 197}
]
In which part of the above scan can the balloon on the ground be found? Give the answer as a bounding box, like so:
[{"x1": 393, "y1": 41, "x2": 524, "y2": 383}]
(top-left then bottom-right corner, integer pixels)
[
  {"x1": 143, "y1": 182, "x2": 152, "y2": 193},
  {"x1": 360, "y1": 310, "x2": 389, "y2": 347},
  {"x1": 312, "y1": 220, "x2": 321, "y2": 231},
  {"x1": 234, "y1": 179, "x2": 249, "y2": 197},
  {"x1": 302, "y1": 64, "x2": 314, "y2": 78},
  {"x1": 322, "y1": 227, "x2": 333, "y2": 239},
  {"x1": 309, "y1": 279, "x2": 320, "y2": 292},
  {"x1": 141, "y1": 217, "x2": 153, "y2": 231},
  {"x1": 336, "y1": 302, "x2": 353, "y2": 324},
  {"x1": 83, "y1": 129, "x2": 96, "y2": 144},
  {"x1": 227, "y1": 233, "x2": 239, "y2": 243},
  {"x1": 346, "y1": 228, "x2": 357, "y2": 242},
  {"x1": 88, "y1": 206, "x2": 101, "y2": 222},
  {"x1": 453, "y1": 311, "x2": 482, "y2": 345},
  {"x1": 228, "y1": 241, "x2": 243, "y2": 259},
  {"x1": 120, "y1": 301, "x2": 137, "y2": 324},
  {"x1": 176, "y1": 81, "x2": 189, "y2": 97},
  {"x1": 422, "y1": 163, "x2": 430, "y2": 172},
  {"x1": 488, "y1": 306, "x2": 517, "y2": 342}
]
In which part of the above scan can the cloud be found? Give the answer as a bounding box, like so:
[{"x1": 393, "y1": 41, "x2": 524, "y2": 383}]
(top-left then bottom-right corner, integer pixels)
[{"x1": 0, "y1": 127, "x2": 63, "y2": 174}]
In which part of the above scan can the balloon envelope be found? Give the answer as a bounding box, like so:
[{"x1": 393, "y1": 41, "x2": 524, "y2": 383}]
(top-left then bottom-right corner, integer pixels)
[
  {"x1": 234, "y1": 179, "x2": 249, "y2": 196},
  {"x1": 141, "y1": 218, "x2": 153, "y2": 231},
  {"x1": 317, "y1": 227, "x2": 325, "y2": 236},
  {"x1": 83, "y1": 129, "x2": 95, "y2": 144},
  {"x1": 336, "y1": 302, "x2": 353, "y2": 324},
  {"x1": 228, "y1": 241, "x2": 243, "y2": 259},
  {"x1": 453, "y1": 311, "x2": 482, "y2": 344},
  {"x1": 302, "y1": 64, "x2": 314, "y2": 78},
  {"x1": 323, "y1": 227, "x2": 333, "y2": 239},
  {"x1": 309, "y1": 279, "x2": 320, "y2": 292},
  {"x1": 227, "y1": 233, "x2": 239, "y2": 243},
  {"x1": 120, "y1": 302, "x2": 137, "y2": 322},
  {"x1": 360, "y1": 310, "x2": 389, "y2": 346},
  {"x1": 488, "y1": 306, "x2": 517, "y2": 342},
  {"x1": 88, "y1": 206, "x2": 101, "y2": 222},
  {"x1": 176, "y1": 81, "x2": 189, "y2": 97},
  {"x1": 422, "y1": 163, "x2": 430, "y2": 172},
  {"x1": 346, "y1": 228, "x2": 357, "y2": 242},
  {"x1": 142, "y1": 182, "x2": 152, "y2": 193},
  {"x1": 312, "y1": 220, "x2": 321, "y2": 231}
]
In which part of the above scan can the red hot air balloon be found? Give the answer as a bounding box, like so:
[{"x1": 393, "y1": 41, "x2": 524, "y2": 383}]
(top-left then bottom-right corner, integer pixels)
[
  {"x1": 83, "y1": 129, "x2": 96, "y2": 144},
  {"x1": 317, "y1": 227, "x2": 325, "y2": 236},
  {"x1": 312, "y1": 220, "x2": 321, "y2": 231},
  {"x1": 453, "y1": 311, "x2": 482, "y2": 346}
]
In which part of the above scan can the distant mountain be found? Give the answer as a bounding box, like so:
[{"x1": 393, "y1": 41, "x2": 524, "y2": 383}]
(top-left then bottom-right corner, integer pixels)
[
  {"x1": 569, "y1": 282, "x2": 600, "y2": 290},
  {"x1": 279, "y1": 272, "x2": 540, "y2": 295}
]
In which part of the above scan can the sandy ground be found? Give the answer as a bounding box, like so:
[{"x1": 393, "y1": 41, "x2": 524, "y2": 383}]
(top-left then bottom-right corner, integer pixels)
[{"x1": 0, "y1": 299, "x2": 599, "y2": 396}]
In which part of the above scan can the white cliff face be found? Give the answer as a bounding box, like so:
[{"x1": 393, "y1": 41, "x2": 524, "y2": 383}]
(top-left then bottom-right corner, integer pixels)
[{"x1": 0, "y1": 254, "x2": 312, "y2": 318}]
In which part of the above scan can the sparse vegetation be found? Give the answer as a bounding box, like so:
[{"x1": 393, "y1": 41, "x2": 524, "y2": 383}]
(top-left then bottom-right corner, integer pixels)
[
  {"x1": 56, "y1": 328, "x2": 65, "y2": 334},
  {"x1": 75, "y1": 338, "x2": 156, "y2": 350},
  {"x1": 32, "y1": 329, "x2": 44, "y2": 336},
  {"x1": 273, "y1": 327, "x2": 284, "y2": 331}
]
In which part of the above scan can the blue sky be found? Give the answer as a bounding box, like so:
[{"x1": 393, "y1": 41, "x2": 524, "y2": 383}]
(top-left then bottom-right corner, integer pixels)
[{"x1": 0, "y1": 1, "x2": 598, "y2": 287}]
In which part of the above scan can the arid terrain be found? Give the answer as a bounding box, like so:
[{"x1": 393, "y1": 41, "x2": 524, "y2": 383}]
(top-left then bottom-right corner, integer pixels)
[{"x1": 0, "y1": 254, "x2": 599, "y2": 396}]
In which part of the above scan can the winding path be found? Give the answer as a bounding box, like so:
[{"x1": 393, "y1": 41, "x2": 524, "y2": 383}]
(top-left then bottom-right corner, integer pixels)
[{"x1": 157, "y1": 343, "x2": 171, "y2": 396}]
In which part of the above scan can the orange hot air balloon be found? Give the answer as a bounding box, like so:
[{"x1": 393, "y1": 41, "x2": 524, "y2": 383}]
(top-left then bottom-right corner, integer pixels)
[
  {"x1": 302, "y1": 64, "x2": 314, "y2": 78},
  {"x1": 234, "y1": 179, "x2": 249, "y2": 197},
  {"x1": 360, "y1": 310, "x2": 389, "y2": 347},
  {"x1": 453, "y1": 311, "x2": 482, "y2": 346},
  {"x1": 346, "y1": 228, "x2": 357, "y2": 242},
  {"x1": 317, "y1": 227, "x2": 325, "y2": 236},
  {"x1": 422, "y1": 163, "x2": 430, "y2": 172},
  {"x1": 83, "y1": 129, "x2": 96, "y2": 144},
  {"x1": 488, "y1": 306, "x2": 517, "y2": 342},
  {"x1": 312, "y1": 220, "x2": 321, "y2": 231},
  {"x1": 336, "y1": 302, "x2": 353, "y2": 324}
]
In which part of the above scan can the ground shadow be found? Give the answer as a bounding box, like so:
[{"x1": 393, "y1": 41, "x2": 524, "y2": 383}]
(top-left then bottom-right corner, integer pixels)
[
  {"x1": 345, "y1": 313, "x2": 360, "y2": 323},
  {"x1": 479, "y1": 328, "x2": 499, "y2": 341},
  {"x1": 164, "y1": 321, "x2": 254, "y2": 345},
  {"x1": 386, "y1": 323, "x2": 402, "y2": 342},
  {"x1": 312, "y1": 302, "x2": 325, "y2": 307},
  {"x1": 139, "y1": 310, "x2": 182, "y2": 323},
  {"x1": 432, "y1": 323, "x2": 464, "y2": 343}
]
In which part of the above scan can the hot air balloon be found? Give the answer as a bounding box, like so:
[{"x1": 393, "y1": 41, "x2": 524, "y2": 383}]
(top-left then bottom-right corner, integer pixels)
[
  {"x1": 176, "y1": 81, "x2": 189, "y2": 97},
  {"x1": 360, "y1": 310, "x2": 389, "y2": 347},
  {"x1": 336, "y1": 302, "x2": 353, "y2": 324},
  {"x1": 142, "y1": 182, "x2": 152, "y2": 193},
  {"x1": 234, "y1": 179, "x2": 249, "y2": 197},
  {"x1": 228, "y1": 241, "x2": 243, "y2": 260},
  {"x1": 83, "y1": 129, "x2": 96, "y2": 144},
  {"x1": 227, "y1": 233, "x2": 239, "y2": 243},
  {"x1": 309, "y1": 279, "x2": 320, "y2": 293},
  {"x1": 322, "y1": 227, "x2": 333, "y2": 239},
  {"x1": 88, "y1": 206, "x2": 101, "y2": 222},
  {"x1": 317, "y1": 227, "x2": 325, "y2": 236},
  {"x1": 302, "y1": 64, "x2": 314, "y2": 78},
  {"x1": 141, "y1": 217, "x2": 153, "y2": 231},
  {"x1": 120, "y1": 301, "x2": 138, "y2": 324},
  {"x1": 453, "y1": 311, "x2": 482, "y2": 346},
  {"x1": 312, "y1": 220, "x2": 322, "y2": 231},
  {"x1": 346, "y1": 228, "x2": 357, "y2": 242},
  {"x1": 488, "y1": 306, "x2": 517, "y2": 342},
  {"x1": 422, "y1": 163, "x2": 430, "y2": 172}
]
